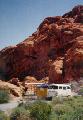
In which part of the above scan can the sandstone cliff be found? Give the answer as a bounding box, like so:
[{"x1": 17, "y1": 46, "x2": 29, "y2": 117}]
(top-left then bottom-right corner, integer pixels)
[{"x1": 0, "y1": 5, "x2": 83, "y2": 83}]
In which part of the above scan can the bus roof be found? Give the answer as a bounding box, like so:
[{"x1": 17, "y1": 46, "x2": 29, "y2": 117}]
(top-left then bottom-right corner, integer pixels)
[{"x1": 49, "y1": 84, "x2": 71, "y2": 86}]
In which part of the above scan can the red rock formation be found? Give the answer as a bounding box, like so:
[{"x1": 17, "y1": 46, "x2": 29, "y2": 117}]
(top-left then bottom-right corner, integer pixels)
[
  {"x1": 49, "y1": 58, "x2": 64, "y2": 83},
  {"x1": 0, "y1": 5, "x2": 83, "y2": 83},
  {"x1": 64, "y1": 36, "x2": 83, "y2": 82}
]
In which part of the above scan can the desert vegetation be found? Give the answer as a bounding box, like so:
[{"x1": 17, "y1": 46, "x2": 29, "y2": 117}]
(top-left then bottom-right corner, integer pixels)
[
  {"x1": 0, "y1": 89, "x2": 10, "y2": 104},
  {"x1": 50, "y1": 96, "x2": 83, "y2": 120},
  {"x1": 0, "y1": 110, "x2": 8, "y2": 120},
  {"x1": 0, "y1": 96, "x2": 83, "y2": 120},
  {"x1": 10, "y1": 107, "x2": 31, "y2": 120}
]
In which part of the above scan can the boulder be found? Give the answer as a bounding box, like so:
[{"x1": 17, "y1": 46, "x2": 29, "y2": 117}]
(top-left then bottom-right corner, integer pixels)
[
  {"x1": 9, "y1": 78, "x2": 20, "y2": 86},
  {"x1": 0, "y1": 80, "x2": 22, "y2": 97}
]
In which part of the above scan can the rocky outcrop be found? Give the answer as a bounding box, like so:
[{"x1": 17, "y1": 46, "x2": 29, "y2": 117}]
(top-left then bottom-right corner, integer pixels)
[
  {"x1": 64, "y1": 36, "x2": 83, "y2": 82},
  {"x1": 0, "y1": 80, "x2": 22, "y2": 97},
  {"x1": 0, "y1": 5, "x2": 83, "y2": 83}
]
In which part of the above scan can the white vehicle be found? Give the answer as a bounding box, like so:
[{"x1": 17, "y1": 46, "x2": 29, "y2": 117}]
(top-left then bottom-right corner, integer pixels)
[{"x1": 47, "y1": 84, "x2": 72, "y2": 97}]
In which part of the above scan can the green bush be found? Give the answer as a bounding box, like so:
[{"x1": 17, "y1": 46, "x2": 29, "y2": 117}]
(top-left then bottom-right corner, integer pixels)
[
  {"x1": 52, "y1": 96, "x2": 63, "y2": 105},
  {"x1": 9, "y1": 96, "x2": 83, "y2": 120},
  {"x1": 28, "y1": 101, "x2": 52, "y2": 120},
  {"x1": 50, "y1": 96, "x2": 83, "y2": 120},
  {"x1": 10, "y1": 106, "x2": 31, "y2": 120},
  {"x1": 72, "y1": 108, "x2": 83, "y2": 120},
  {"x1": 78, "y1": 89, "x2": 83, "y2": 96},
  {"x1": 54, "y1": 104, "x2": 73, "y2": 115},
  {"x1": 0, "y1": 111, "x2": 8, "y2": 120},
  {"x1": 0, "y1": 89, "x2": 10, "y2": 103}
]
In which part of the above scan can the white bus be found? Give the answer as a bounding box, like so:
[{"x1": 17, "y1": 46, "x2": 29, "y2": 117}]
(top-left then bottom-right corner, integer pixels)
[{"x1": 47, "y1": 84, "x2": 72, "y2": 97}]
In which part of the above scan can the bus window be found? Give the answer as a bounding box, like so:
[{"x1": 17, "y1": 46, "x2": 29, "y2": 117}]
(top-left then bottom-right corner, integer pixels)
[
  {"x1": 48, "y1": 86, "x2": 52, "y2": 89},
  {"x1": 59, "y1": 86, "x2": 62, "y2": 89},
  {"x1": 63, "y1": 87, "x2": 66, "y2": 90},
  {"x1": 67, "y1": 86, "x2": 71, "y2": 89},
  {"x1": 53, "y1": 86, "x2": 58, "y2": 89}
]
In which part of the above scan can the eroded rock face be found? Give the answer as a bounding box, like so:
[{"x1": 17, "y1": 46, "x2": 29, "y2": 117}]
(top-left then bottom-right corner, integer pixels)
[
  {"x1": 49, "y1": 58, "x2": 63, "y2": 83},
  {"x1": 64, "y1": 36, "x2": 83, "y2": 82},
  {"x1": 0, "y1": 5, "x2": 83, "y2": 83}
]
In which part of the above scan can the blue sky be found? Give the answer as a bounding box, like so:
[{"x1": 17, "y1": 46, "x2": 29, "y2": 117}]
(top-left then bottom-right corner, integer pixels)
[{"x1": 0, "y1": 0, "x2": 83, "y2": 49}]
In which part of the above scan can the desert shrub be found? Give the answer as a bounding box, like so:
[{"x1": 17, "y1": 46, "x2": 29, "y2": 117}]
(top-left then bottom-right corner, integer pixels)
[
  {"x1": 0, "y1": 111, "x2": 8, "y2": 120},
  {"x1": 0, "y1": 89, "x2": 10, "y2": 103},
  {"x1": 78, "y1": 89, "x2": 83, "y2": 96},
  {"x1": 51, "y1": 104, "x2": 83, "y2": 120},
  {"x1": 54, "y1": 104, "x2": 73, "y2": 116},
  {"x1": 10, "y1": 106, "x2": 31, "y2": 120},
  {"x1": 72, "y1": 108, "x2": 83, "y2": 120},
  {"x1": 50, "y1": 96, "x2": 83, "y2": 120},
  {"x1": 49, "y1": 111, "x2": 58, "y2": 120},
  {"x1": 28, "y1": 101, "x2": 52, "y2": 120},
  {"x1": 64, "y1": 96, "x2": 83, "y2": 110},
  {"x1": 52, "y1": 96, "x2": 63, "y2": 105}
]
